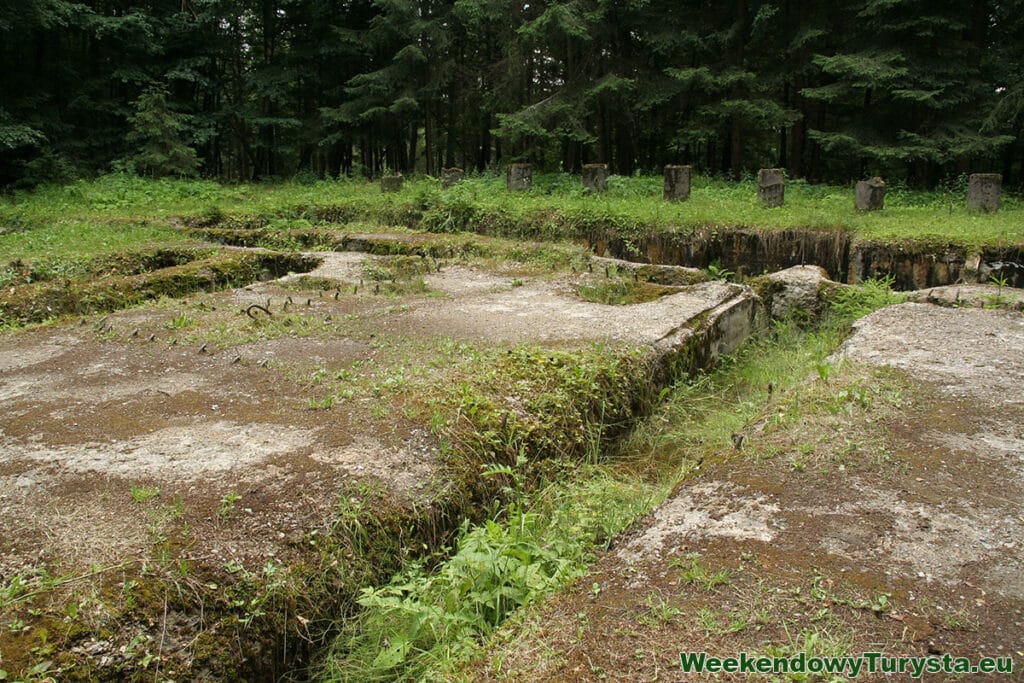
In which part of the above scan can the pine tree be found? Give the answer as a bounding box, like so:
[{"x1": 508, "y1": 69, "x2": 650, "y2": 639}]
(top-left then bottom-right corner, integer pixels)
[
  {"x1": 801, "y1": 0, "x2": 1011, "y2": 183},
  {"x1": 123, "y1": 85, "x2": 200, "y2": 177}
]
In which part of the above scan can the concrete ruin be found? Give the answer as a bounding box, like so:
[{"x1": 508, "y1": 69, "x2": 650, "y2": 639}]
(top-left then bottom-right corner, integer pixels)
[
  {"x1": 757, "y1": 168, "x2": 785, "y2": 207},
  {"x1": 582, "y1": 163, "x2": 609, "y2": 192},
  {"x1": 967, "y1": 173, "x2": 1001, "y2": 212},
  {"x1": 663, "y1": 165, "x2": 691, "y2": 202},
  {"x1": 854, "y1": 176, "x2": 885, "y2": 211},
  {"x1": 506, "y1": 163, "x2": 532, "y2": 191},
  {"x1": 0, "y1": 236, "x2": 762, "y2": 678}
]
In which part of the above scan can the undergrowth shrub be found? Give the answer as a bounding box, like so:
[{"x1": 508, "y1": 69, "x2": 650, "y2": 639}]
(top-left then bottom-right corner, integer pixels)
[
  {"x1": 825, "y1": 275, "x2": 905, "y2": 320},
  {"x1": 319, "y1": 471, "x2": 654, "y2": 682}
]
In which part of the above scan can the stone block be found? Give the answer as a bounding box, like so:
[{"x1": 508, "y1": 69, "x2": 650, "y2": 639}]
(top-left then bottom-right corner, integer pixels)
[
  {"x1": 664, "y1": 165, "x2": 691, "y2": 201},
  {"x1": 440, "y1": 167, "x2": 463, "y2": 189},
  {"x1": 855, "y1": 177, "x2": 886, "y2": 211},
  {"x1": 507, "y1": 163, "x2": 532, "y2": 191},
  {"x1": 582, "y1": 163, "x2": 609, "y2": 192},
  {"x1": 757, "y1": 168, "x2": 784, "y2": 207},
  {"x1": 967, "y1": 173, "x2": 1001, "y2": 212},
  {"x1": 380, "y1": 175, "x2": 403, "y2": 193}
]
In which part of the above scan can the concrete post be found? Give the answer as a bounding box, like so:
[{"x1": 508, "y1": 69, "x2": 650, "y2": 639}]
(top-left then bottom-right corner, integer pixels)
[
  {"x1": 664, "y1": 165, "x2": 692, "y2": 202},
  {"x1": 855, "y1": 177, "x2": 886, "y2": 211},
  {"x1": 507, "y1": 163, "x2": 532, "y2": 191},
  {"x1": 967, "y1": 173, "x2": 1001, "y2": 212},
  {"x1": 440, "y1": 167, "x2": 463, "y2": 189},
  {"x1": 582, "y1": 163, "x2": 609, "y2": 192},
  {"x1": 380, "y1": 175, "x2": 403, "y2": 193},
  {"x1": 757, "y1": 168, "x2": 785, "y2": 208}
]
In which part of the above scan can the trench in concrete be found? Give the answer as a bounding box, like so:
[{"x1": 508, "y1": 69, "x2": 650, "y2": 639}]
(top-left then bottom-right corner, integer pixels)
[
  {"x1": 9, "y1": 214, "x2": 1017, "y2": 677},
  {"x1": 0, "y1": 241, "x2": 763, "y2": 680},
  {"x1": 178, "y1": 222, "x2": 1020, "y2": 678}
]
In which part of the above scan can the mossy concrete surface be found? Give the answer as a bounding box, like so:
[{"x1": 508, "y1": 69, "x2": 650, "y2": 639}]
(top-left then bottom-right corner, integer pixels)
[
  {"x1": 467, "y1": 303, "x2": 1024, "y2": 682},
  {"x1": 0, "y1": 235, "x2": 756, "y2": 680}
]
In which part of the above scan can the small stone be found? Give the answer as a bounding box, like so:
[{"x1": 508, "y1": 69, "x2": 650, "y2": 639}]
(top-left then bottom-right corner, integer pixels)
[{"x1": 380, "y1": 175, "x2": 403, "y2": 193}]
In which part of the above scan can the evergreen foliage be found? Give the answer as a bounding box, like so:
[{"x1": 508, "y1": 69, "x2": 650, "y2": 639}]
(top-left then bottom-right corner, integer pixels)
[
  {"x1": 122, "y1": 86, "x2": 200, "y2": 177},
  {"x1": 0, "y1": 0, "x2": 1021, "y2": 187}
]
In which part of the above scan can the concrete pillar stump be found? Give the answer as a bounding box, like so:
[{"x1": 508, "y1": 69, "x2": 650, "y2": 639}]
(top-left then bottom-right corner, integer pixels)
[
  {"x1": 582, "y1": 163, "x2": 609, "y2": 192},
  {"x1": 757, "y1": 168, "x2": 785, "y2": 208},
  {"x1": 440, "y1": 167, "x2": 463, "y2": 189},
  {"x1": 663, "y1": 165, "x2": 691, "y2": 202},
  {"x1": 855, "y1": 177, "x2": 886, "y2": 211},
  {"x1": 507, "y1": 163, "x2": 533, "y2": 191},
  {"x1": 967, "y1": 173, "x2": 1001, "y2": 212},
  {"x1": 381, "y1": 175, "x2": 403, "y2": 193}
]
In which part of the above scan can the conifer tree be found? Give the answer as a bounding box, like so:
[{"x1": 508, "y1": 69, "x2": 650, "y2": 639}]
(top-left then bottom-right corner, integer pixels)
[{"x1": 123, "y1": 85, "x2": 200, "y2": 177}]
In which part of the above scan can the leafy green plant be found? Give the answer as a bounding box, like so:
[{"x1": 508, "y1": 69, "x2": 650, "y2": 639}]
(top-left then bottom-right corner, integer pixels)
[
  {"x1": 826, "y1": 275, "x2": 903, "y2": 320},
  {"x1": 218, "y1": 491, "x2": 242, "y2": 519},
  {"x1": 306, "y1": 395, "x2": 335, "y2": 410},
  {"x1": 636, "y1": 593, "x2": 683, "y2": 627},
  {"x1": 165, "y1": 312, "x2": 196, "y2": 330},
  {"x1": 130, "y1": 484, "x2": 161, "y2": 504},
  {"x1": 815, "y1": 361, "x2": 832, "y2": 384},
  {"x1": 704, "y1": 260, "x2": 735, "y2": 281},
  {"x1": 319, "y1": 470, "x2": 656, "y2": 681},
  {"x1": 984, "y1": 273, "x2": 1012, "y2": 309}
]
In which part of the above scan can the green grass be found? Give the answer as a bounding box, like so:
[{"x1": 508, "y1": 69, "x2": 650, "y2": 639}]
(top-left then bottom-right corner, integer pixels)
[
  {"x1": 129, "y1": 484, "x2": 161, "y2": 504},
  {"x1": 318, "y1": 468, "x2": 662, "y2": 683},
  {"x1": 0, "y1": 220, "x2": 191, "y2": 264},
  {"x1": 2, "y1": 173, "x2": 1022, "y2": 264}
]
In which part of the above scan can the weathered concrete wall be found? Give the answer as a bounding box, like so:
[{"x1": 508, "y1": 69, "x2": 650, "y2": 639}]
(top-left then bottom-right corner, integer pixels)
[{"x1": 586, "y1": 228, "x2": 1024, "y2": 291}]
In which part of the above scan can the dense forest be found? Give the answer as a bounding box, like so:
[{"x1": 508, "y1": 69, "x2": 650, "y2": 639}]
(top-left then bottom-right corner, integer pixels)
[{"x1": 2, "y1": 0, "x2": 1023, "y2": 188}]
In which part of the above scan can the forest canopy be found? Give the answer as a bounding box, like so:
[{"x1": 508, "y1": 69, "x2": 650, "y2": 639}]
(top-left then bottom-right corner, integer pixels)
[{"x1": 1, "y1": 0, "x2": 1021, "y2": 188}]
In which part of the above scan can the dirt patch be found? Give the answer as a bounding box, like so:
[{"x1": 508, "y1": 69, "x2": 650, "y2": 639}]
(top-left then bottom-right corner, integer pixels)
[{"x1": 615, "y1": 482, "x2": 780, "y2": 566}]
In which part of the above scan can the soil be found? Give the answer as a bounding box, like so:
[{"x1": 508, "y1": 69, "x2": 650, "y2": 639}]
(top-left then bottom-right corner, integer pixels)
[{"x1": 472, "y1": 303, "x2": 1024, "y2": 682}]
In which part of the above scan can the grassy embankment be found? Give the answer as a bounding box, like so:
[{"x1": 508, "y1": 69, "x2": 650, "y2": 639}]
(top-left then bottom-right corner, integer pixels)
[
  {"x1": 3, "y1": 172, "x2": 1022, "y2": 265},
  {"x1": 0, "y1": 172, "x2": 1017, "y2": 326}
]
